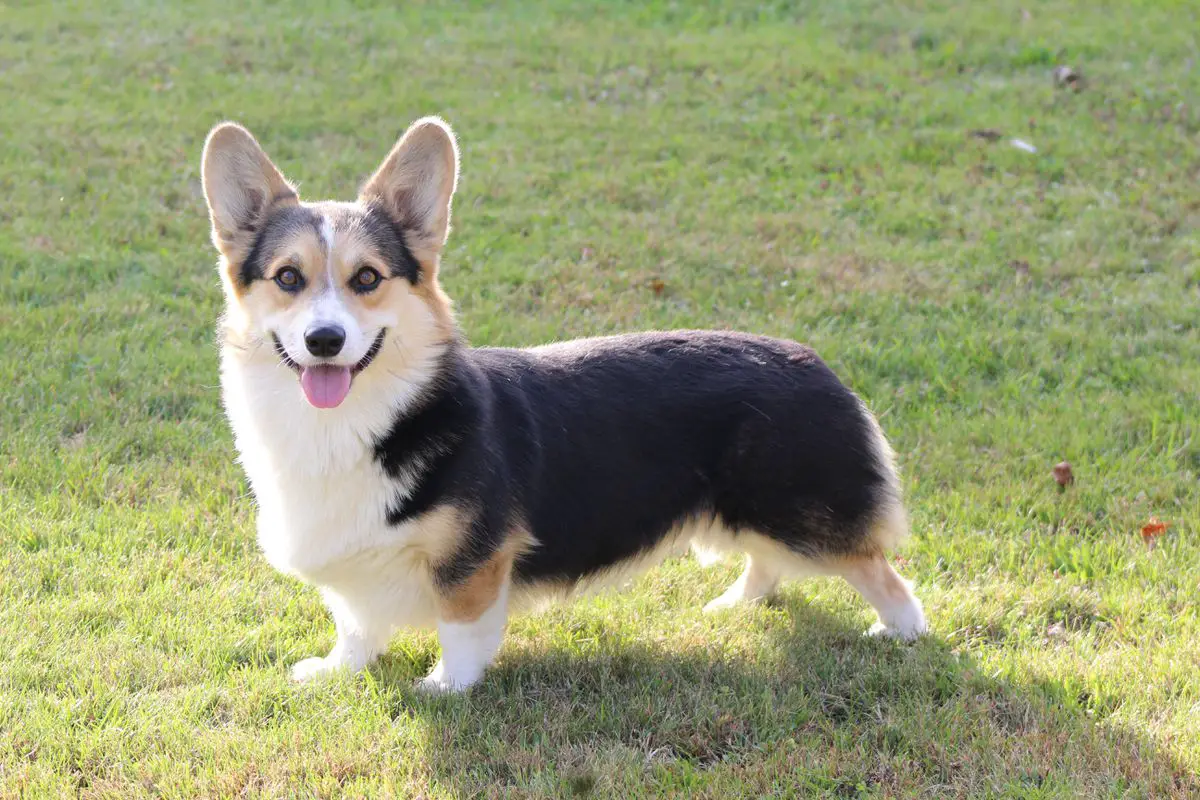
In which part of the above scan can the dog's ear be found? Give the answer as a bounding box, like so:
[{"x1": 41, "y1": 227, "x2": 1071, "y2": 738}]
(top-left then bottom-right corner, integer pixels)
[
  {"x1": 360, "y1": 117, "x2": 459, "y2": 269},
  {"x1": 201, "y1": 122, "x2": 298, "y2": 259}
]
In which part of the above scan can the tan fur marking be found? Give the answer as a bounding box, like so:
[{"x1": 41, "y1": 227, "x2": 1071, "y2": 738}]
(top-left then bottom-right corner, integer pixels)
[
  {"x1": 436, "y1": 528, "x2": 535, "y2": 623},
  {"x1": 320, "y1": 220, "x2": 457, "y2": 340},
  {"x1": 216, "y1": 195, "x2": 304, "y2": 296},
  {"x1": 409, "y1": 275, "x2": 456, "y2": 337},
  {"x1": 863, "y1": 501, "x2": 908, "y2": 554},
  {"x1": 407, "y1": 505, "x2": 470, "y2": 566},
  {"x1": 439, "y1": 552, "x2": 512, "y2": 623},
  {"x1": 220, "y1": 228, "x2": 324, "y2": 317}
]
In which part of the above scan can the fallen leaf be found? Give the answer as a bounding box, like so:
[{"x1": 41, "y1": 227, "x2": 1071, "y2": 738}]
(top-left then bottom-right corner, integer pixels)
[
  {"x1": 1053, "y1": 65, "x2": 1083, "y2": 91},
  {"x1": 1052, "y1": 461, "x2": 1073, "y2": 486},
  {"x1": 649, "y1": 279, "x2": 666, "y2": 296},
  {"x1": 969, "y1": 128, "x2": 1004, "y2": 142},
  {"x1": 1141, "y1": 517, "x2": 1171, "y2": 548}
]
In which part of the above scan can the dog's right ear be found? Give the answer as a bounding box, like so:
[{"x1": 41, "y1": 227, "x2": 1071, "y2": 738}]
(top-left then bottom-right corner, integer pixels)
[{"x1": 201, "y1": 123, "x2": 298, "y2": 259}]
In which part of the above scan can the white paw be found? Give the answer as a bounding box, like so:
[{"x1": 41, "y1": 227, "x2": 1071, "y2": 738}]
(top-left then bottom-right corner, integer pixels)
[
  {"x1": 865, "y1": 619, "x2": 926, "y2": 642},
  {"x1": 415, "y1": 675, "x2": 459, "y2": 694},
  {"x1": 290, "y1": 656, "x2": 343, "y2": 683},
  {"x1": 703, "y1": 594, "x2": 742, "y2": 613},
  {"x1": 703, "y1": 590, "x2": 769, "y2": 613},
  {"x1": 415, "y1": 660, "x2": 476, "y2": 694}
]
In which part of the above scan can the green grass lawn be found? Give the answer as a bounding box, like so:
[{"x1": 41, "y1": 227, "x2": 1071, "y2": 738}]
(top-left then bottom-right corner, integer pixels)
[{"x1": 2, "y1": 0, "x2": 1198, "y2": 796}]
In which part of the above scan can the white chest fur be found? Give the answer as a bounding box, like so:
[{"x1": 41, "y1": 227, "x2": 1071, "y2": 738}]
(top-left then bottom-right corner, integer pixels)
[{"x1": 219, "y1": 352, "x2": 434, "y2": 601}]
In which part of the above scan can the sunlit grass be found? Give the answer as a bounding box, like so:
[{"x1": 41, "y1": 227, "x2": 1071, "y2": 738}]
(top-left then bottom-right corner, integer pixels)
[{"x1": 2, "y1": 0, "x2": 1198, "y2": 796}]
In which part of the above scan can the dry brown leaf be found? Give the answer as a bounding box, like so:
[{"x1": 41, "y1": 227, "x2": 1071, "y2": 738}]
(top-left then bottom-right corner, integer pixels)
[
  {"x1": 1053, "y1": 66, "x2": 1083, "y2": 91},
  {"x1": 969, "y1": 128, "x2": 1004, "y2": 142},
  {"x1": 1052, "y1": 461, "x2": 1074, "y2": 487}
]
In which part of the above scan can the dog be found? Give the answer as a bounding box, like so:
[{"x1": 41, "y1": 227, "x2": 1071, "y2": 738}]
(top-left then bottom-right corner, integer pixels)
[{"x1": 201, "y1": 117, "x2": 926, "y2": 693}]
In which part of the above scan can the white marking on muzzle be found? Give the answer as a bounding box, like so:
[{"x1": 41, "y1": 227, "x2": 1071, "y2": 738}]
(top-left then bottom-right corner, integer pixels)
[{"x1": 310, "y1": 286, "x2": 351, "y2": 332}]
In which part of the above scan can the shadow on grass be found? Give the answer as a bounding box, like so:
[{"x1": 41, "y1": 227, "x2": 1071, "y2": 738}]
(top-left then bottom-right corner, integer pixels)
[{"x1": 376, "y1": 598, "x2": 1197, "y2": 798}]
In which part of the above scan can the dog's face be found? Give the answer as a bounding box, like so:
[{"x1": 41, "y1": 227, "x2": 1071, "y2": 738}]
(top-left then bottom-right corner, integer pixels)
[{"x1": 202, "y1": 118, "x2": 458, "y2": 409}]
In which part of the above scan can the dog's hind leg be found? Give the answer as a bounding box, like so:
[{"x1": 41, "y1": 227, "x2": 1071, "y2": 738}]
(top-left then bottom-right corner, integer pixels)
[
  {"x1": 702, "y1": 555, "x2": 781, "y2": 612},
  {"x1": 835, "y1": 554, "x2": 926, "y2": 640}
]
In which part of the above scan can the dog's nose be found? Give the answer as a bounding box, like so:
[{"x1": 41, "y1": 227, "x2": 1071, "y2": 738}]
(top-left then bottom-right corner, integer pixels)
[{"x1": 304, "y1": 325, "x2": 345, "y2": 357}]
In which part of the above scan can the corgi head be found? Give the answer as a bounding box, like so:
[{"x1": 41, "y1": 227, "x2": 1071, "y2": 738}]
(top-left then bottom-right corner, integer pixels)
[{"x1": 202, "y1": 118, "x2": 459, "y2": 410}]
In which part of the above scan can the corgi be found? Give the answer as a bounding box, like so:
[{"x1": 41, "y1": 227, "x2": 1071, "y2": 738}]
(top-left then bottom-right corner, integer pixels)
[{"x1": 201, "y1": 117, "x2": 926, "y2": 693}]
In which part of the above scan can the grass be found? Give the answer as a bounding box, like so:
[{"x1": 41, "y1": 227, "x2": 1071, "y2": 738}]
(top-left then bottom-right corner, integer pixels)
[{"x1": 2, "y1": 0, "x2": 1198, "y2": 796}]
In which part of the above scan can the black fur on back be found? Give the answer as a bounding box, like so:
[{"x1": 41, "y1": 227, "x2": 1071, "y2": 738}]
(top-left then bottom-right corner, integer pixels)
[{"x1": 371, "y1": 331, "x2": 897, "y2": 590}]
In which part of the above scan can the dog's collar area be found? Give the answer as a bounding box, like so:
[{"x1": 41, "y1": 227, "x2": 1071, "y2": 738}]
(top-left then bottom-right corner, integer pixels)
[{"x1": 271, "y1": 329, "x2": 387, "y2": 375}]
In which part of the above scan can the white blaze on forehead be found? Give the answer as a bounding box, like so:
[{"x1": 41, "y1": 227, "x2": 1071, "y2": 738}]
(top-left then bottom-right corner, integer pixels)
[
  {"x1": 318, "y1": 214, "x2": 339, "y2": 291},
  {"x1": 319, "y1": 215, "x2": 336, "y2": 255}
]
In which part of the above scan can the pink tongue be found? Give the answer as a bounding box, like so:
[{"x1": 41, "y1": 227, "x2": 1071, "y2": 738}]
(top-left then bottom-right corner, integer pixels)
[{"x1": 299, "y1": 365, "x2": 352, "y2": 409}]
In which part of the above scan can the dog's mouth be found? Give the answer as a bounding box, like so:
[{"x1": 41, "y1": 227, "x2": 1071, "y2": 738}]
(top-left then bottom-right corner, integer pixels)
[{"x1": 272, "y1": 329, "x2": 386, "y2": 410}]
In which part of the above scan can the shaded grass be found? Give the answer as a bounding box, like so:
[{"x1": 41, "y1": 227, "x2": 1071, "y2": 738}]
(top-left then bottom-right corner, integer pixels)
[{"x1": 2, "y1": 0, "x2": 1198, "y2": 796}]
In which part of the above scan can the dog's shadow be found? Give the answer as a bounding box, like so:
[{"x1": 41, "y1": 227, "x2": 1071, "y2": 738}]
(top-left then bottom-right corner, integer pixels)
[{"x1": 369, "y1": 598, "x2": 1195, "y2": 797}]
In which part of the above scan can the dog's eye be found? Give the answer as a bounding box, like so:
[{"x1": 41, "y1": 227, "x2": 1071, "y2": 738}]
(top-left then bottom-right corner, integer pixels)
[
  {"x1": 274, "y1": 267, "x2": 304, "y2": 291},
  {"x1": 351, "y1": 266, "x2": 383, "y2": 293}
]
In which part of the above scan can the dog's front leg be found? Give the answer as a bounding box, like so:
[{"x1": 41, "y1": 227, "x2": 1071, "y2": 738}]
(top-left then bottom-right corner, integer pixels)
[
  {"x1": 418, "y1": 556, "x2": 511, "y2": 694},
  {"x1": 291, "y1": 589, "x2": 393, "y2": 682}
]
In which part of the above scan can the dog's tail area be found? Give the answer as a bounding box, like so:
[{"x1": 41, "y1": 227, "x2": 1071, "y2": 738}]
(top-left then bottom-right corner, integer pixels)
[{"x1": 858, "y1": 398, "x2": 910, "y2": 554}]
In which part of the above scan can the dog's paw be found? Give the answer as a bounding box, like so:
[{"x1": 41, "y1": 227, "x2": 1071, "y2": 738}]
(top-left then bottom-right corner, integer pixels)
[
  {"x1": 290, "y1": 656, "x2": 340, "y2": 683},
  {"x1": 415, "y1": 675, "x2": 457, "y2": 694},
  {"x1": 414, "y1": 660, "x2": 474, "y2": 694},
  {"x1": 703, "y1": 589, "x2": 769, "y2": 614},
  {"x1": 702, "y1": 594, "x2": 744, "y2": 613},
  {"x1": 865, "y1": 620, "x2": 926, "y2": 642}
]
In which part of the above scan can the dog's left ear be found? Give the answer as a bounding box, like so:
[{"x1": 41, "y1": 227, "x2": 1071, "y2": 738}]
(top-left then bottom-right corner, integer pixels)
[{"x1": 360, "y1": 117, "x2": 459, "y2": 269}]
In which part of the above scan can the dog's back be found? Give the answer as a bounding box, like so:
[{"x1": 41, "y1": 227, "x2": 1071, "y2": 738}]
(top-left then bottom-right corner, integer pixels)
[{"x1": 439, "y1": 331, "x2": 903, "y2": 585}]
